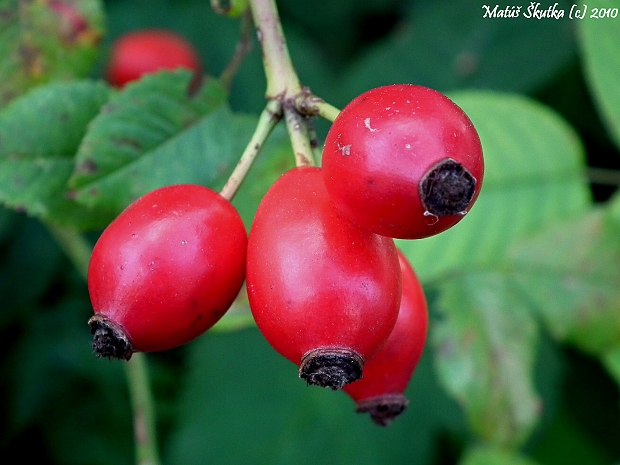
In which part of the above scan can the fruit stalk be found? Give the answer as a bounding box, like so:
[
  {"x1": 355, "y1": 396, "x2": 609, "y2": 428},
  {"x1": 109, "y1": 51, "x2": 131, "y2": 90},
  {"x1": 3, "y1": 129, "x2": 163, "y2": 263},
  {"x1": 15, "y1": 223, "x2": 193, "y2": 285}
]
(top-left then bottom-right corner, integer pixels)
[
  {"x1": 248, "y1": 0, "x2": 315, "y2": 167},
  {"x1": 248, "y1": 0, "x2": 301, "y2": 99},
  {"x1": 219, "y1": 99, "x2": 282, "y2": 200},
  {"x1": 125, "y1": 355, "x2": 163, "y2": 465},
  {"x1": 45, "y1": 222, "x2": 162, "y2": 465},
  {"x1": 45, "y1": 222, "x2": 92, "y2": 280},
  {"x1": 219, "y1": 8, "x2": 254, "y2": 90},
  {"x1": 284, "y1": 101, "x2": 315, "y2": 166}
]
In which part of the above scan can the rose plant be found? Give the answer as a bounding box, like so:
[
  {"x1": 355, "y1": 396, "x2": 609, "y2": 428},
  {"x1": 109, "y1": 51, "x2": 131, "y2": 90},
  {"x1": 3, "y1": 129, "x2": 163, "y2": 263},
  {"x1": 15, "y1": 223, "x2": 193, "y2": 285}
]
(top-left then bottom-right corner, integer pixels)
[{"x1": 0, "y1": 1, "x2": 619, "y2": 465}]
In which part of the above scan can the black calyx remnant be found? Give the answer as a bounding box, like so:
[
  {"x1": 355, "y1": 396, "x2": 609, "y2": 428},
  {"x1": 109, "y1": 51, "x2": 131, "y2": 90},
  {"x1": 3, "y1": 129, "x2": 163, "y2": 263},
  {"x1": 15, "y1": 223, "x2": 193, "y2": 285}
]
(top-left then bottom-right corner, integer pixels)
[
  {"x1": 88, "y1": 314, "x2": 134, "y2": 361},
  {"x1": 419, "y1": 158, "x2": 476, "y2": 216},
  {"x1": 298, "y1": 348, "x2": 363, "y2": 391},
  {"x1": 355, "y1": 394, "x2": 409, "y2": 427}
]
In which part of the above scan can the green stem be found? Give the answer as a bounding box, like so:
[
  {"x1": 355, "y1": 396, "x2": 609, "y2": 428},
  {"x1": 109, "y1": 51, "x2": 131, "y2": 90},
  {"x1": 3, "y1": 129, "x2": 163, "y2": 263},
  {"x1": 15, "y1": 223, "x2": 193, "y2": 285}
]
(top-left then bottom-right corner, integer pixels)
[
  {"x1": 303, "y1": 114, "x2": 323, "y2": 163},
  {"x1": 125, "y1": 353, "x2": 162, "y2": 465},
  {"x1": 45, "y1": 222, "x2": 162, "y2": 465},
  {"x1": 249, "y1": 0, "x2": 301, "y2": 98},
  {"x1": 297, "y1": 95, "x2": 341, "y2": 122},
  {"x1": 45, "y1": 222, "x2": 92, "y2": 280},
  {"x1": 219, "y1": 99, "x2": 282, "y2": 200},
  {"x1": 219, "y1": 8, "x2": 254, "y2": 91},
  {"x1": 284, "y1": 105, "x2": 315, "y2": 167},
  {"x1": 249, "y1": 0, "x2": 317, "y2": 166}
]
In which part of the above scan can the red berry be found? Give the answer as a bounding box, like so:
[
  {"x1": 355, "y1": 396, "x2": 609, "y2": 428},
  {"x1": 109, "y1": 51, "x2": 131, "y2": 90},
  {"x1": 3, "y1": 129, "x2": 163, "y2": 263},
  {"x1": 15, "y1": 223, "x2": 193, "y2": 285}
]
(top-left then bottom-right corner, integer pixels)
[
  {"x1": 322, "y1": 84, "x2": 484, "y2": 239},
  {"x1": 106, "y1": 29, "x2": 202, "y2": 88},
  {"x1": 343, "y1": 249, "x2": 428, "y2": 426},
  {"x1": 246, "y1": 166, "x2": 402, "y2": 390},
  {"x1": 87, "y1": 184, "x2": 247, "y2": 360}
]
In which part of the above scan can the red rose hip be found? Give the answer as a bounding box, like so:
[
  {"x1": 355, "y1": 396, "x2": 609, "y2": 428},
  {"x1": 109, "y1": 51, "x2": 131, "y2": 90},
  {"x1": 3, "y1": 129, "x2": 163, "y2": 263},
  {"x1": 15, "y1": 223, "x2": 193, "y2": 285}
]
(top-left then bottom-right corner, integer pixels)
[
  {"x1": 322, "y1": 84, "x2": 484, "y2": 239},
  {"x1": 246, "y1": 166, "x2": 402, "y2": 390},
  {"x1": 106, "y1": 29, "x2": 202, "y2": 88},
  {"x1": 343, "y1": 249, "x2": 428, "y2": 425},
  {"x1": 87, "y1": 184, "x2": 247, "y2": 360}
]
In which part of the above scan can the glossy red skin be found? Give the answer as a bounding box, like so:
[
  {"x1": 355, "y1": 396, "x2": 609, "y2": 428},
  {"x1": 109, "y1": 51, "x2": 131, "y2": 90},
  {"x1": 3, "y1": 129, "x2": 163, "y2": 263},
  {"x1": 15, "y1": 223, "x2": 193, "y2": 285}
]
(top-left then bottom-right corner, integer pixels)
[
  {"x1": 322, "y1": 84, "x2": 484, "y2": 239},
  {"x1": 88, "y1": 184, "x2": 247, "y2": 353},
  {"x1": 106, "y1": 29, "x2": 201, "y2": 87},
  {"x1": 344, "y1": 249, "x2": 428, "y2": 401},
  {"x1": 246, "y1": 166, "x2": 402, "y2": 366}
]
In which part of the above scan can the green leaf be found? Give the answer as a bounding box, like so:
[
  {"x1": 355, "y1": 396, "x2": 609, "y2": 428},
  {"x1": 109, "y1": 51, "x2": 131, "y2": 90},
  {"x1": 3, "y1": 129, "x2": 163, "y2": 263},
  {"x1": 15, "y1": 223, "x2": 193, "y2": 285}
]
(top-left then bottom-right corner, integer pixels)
[
  {"x1": 432, "y1": 272, "x2": 541, "y2": 448},
  {"x1": 397, "y1": 91, "x2": 590, "y2": 282},
  {"x1": 0, "y1": 80, "x2": 113, "y2": 229},
  {"x1": 166, "y1": 328, "x2": 465, "y2": 465},
  {"x1": 607, "y1": 190, "x2": 620, "y2": 225},
  {"x1": 6, "y1": 297, "x2": 132, "y2": 464},
  {"x1": 578, "y1": 0, "x2": 620, "y2": 149},
  {"x1": 339, "y1": 0, "x2": 575, "y2": 98},
  {"x1": 0, "y1": 218, "x2": 62, "y2": 328},
  {"x1": 69, "y1": 72, "x2": 246, "y2": 213},
  {"x1": 508, "y1": 206, "x2": 620, "y2": 355},
  {"x1": 602, "y1": 346, "x2": 620, "y2": 388},
  {"x1": 460, "y1": 445, "x2": 540, "y2": 465},
  {"x1": 532, "y1": 410, "x2": 615, "y2": 465},
  {"x1": 0, "y1": 0, "x2": 105, "y2": 107}
]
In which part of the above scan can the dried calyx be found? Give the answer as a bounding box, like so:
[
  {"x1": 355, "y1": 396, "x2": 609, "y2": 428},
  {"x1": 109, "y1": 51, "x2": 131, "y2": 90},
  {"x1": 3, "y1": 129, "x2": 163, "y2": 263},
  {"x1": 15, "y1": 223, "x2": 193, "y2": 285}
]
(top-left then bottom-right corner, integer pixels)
[
  {"x1": 298, "y1": 348, "x2": 364, "y2": 390},
  {"x1": 420, "y1": 158, "x2": 476, "y2": 216},
  {"x1": 355, "y1": 393, "x2": 409, "y2": 426},
  {"x1": 88, "y1": 314, "x2": 134, "y2": 361}
]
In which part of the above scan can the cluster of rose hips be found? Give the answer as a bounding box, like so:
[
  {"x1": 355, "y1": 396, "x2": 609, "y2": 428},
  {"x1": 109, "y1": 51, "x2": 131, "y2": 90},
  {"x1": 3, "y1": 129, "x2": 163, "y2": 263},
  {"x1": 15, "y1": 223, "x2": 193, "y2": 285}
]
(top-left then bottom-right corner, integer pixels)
[{"x1": 89, "y1": 33, "x2": 484, "y2": 425}]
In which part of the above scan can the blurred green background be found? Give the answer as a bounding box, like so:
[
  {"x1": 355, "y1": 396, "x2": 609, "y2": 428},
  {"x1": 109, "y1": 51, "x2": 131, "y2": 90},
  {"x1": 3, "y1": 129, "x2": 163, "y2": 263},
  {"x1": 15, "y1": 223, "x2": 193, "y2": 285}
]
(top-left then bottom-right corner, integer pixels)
[{"x1": 1, "y1": 0, "x2": 619, "y2": 464}]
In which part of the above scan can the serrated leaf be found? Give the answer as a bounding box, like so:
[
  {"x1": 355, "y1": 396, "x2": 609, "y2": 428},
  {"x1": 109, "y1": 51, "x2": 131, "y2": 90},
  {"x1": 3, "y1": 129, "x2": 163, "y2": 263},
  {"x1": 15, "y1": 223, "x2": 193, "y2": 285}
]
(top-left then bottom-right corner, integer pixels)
[
  {"x1": 0, "y1": 80, "x2": 114, "y2": 229},
  {"x1": 71, "y1": 71, "x2": 226, "y2": 187},
  {"x1": 0, "y1": 0, "x2": 104, "y2": 107},
  {"x1": 460, "y1": 445, "x2": 540, "y2": 465},
  {"x1": 578, "y1": 0, "x2": 620, "y2": 149},
  {"x1": 397, "y1": 91, "x2": 590, "y2": 282},
  {"x1": 71, "y1": 108, "x2": 258, "y2": 213},
  {"x1": 432, "y1": 272, "x2": 541, "y2": 448},
  {"x1": 509, "y1": 207, "x2": 620, "y2": 355},
  {"x1": 69, "y1": 72, "x2": 246, "y2": 212}
]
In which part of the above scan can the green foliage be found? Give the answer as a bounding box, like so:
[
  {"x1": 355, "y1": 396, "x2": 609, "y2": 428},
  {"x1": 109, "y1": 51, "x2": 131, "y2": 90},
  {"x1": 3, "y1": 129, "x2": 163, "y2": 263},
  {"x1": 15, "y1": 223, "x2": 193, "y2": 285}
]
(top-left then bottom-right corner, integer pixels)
[
  {"x1": 0, "y1": 0, "x2": 104, "y2": 107},
  {"x1": 0, "y1": 80, "x2": 112, "y2": 229},
  {"x1": 69, "y1": 72, "x2": 241, "y2": 213},
  {"x1": 164, "y1": 328, "x2": 466, "y2": 465},
  {"x1": 460, "y1": 445, "x2": 540, "y2": 465},
  {"x1": 578, "y1": 0, "x2": 620, "y2": 147},
  {"x1": 510, "y1": 205, "x2": 620, "y2": 355},
  {"x1": 432, "y1": 272, "x2": 541, "y2": 448},
  {"x1": 397, "y1": 92, "x2": 590, "y2": 281},
  {"x1": 338, "y1": 0, "x2": 575, "y2": 99},
  {"x1": 1, "y1": 0, "x2": 620, "y2": 464}
]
